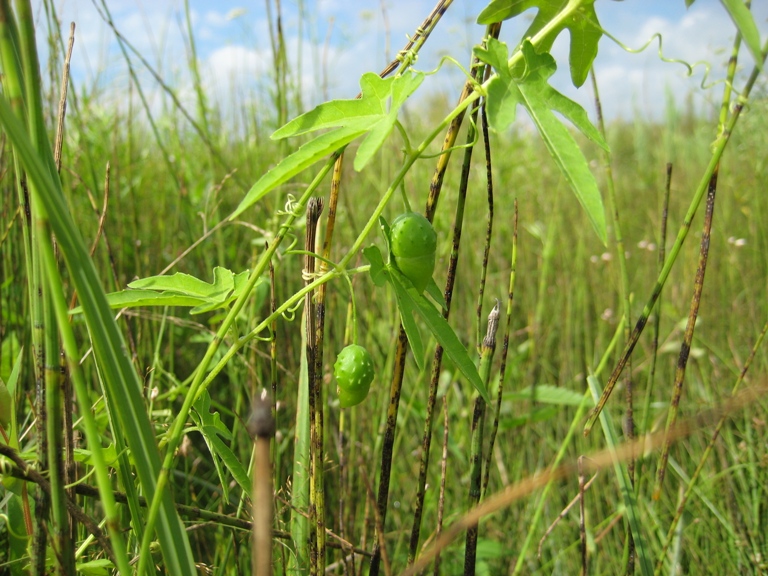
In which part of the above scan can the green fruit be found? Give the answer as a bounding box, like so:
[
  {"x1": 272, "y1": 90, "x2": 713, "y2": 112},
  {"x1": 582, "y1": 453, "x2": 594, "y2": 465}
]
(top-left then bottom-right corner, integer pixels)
[
  {"x1": 390, "y1": 212, "x2": 437, "y2": 293},
  {"x1": 333, "y1": 345, "x2": 375, "y2": 408}
]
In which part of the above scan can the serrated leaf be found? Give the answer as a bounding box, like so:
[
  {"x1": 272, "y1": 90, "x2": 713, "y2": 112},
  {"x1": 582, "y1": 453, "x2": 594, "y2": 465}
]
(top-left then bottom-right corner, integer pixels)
[
  {"x1": 389, "y1": 268, "x2": 489, "y2": 403},
  {"x1": 363, "y1": 245, "x2": 388, "y2": 287},
  {"x1": 477, "y1": 0, "x2": 602, "y2": 87},
  {"x1": 720, "y1": 0, "x2": 763, "y2": 70},
  {"x1": 478, "y1": 38, "x2": 607, "y2": 244}
]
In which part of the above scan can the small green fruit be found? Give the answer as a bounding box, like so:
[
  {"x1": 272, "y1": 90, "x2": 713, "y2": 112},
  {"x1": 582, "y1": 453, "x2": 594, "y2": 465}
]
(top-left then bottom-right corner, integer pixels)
[
  {"x1": 390, "y1": 212, "x2": 437, "y2": 293},
  {"x1": 333, "y1": 345, "x2": 375, "y2": 408}
]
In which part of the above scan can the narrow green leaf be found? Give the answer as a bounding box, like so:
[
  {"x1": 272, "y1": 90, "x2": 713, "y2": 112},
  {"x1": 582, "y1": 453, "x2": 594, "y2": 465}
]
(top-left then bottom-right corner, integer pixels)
[
  {"x1": 290, "y1": 308, "x2": 311, "y2": 571},
  {"x1": 390, "y1": 269, "x2": 426, "y2": 371},
  {"x1": 720, "y1": 0, "x2": 763, "y2": 70},
  {"x1": 74, "y1": 290, "x2": 205, "y2": 313},
  {"x1": 389, "y1": 269, "x2": 489, "y2": 403},
  {"x1": 72, "y1": 269, "x2": 263, "y2": 315},
  {"x1": 0, "y1": 93, "x2": 197, "y2": 576},
  {"x1": 129, "y1": 267, "x2": 234, "y2": 298},
  {"x1": 424, "y1": 278, "x2": 447, "y2": 310},
  {"x1": 191, "y1": 392, "x2": 251, "y2": 498},
  {"x1": 231, "y1": 124, "x2": 367, "y2": 219}
]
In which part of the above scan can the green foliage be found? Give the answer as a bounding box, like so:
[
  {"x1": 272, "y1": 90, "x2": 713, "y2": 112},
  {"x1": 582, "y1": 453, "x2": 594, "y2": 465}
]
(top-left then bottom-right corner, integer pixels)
[
  {"x1": 190, "y1": 391, "x2": 252, "y2": 499},
  {"x1": 231, "y1": 71, "x2": 424, "y2": 218},
  {"x1": 477, "y1": 0, "x2": 603, "y2": 87},
  {"x1": 475, "y1": 38, "x2": 608, "y2": 243},
  {"x1": 720, "y1": 0, "x2": 763, "y2": 69},
  {"x1": 364, "y1": 231, "x2": 490, "y2": 403},
  {"x1": 79, "y1": 267, "x2": 268, "y2": 315}
]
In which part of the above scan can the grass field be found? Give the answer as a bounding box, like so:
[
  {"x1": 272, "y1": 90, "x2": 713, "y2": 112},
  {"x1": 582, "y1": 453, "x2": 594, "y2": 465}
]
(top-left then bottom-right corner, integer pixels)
[{"x1": 1, "y1": 1, "x2": 767, "y2": 575}]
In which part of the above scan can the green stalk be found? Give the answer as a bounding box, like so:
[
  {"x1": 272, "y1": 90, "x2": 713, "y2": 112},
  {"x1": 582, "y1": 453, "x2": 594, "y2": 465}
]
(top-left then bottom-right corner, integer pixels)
[
  {"x1": 654, "y1": 170, "x2": 717, "y2": 498},
  {"x1": 654, "y1": 320, "x2": 768, "y2": 573},
  {"x1": 136, "y1": 155, "x2": 338, "y2": 576},
  {"x1": 463, "y1": 301, "x2": 499, "y2": 576},
  {"x1": 0, "y1": 47, "x2": 197, "y2": 576},
  {"x1": 13, "y1": 0, "x2": 67, "y2": 569},
  {"x1": 36, "y1": 200, "x2": 132, "y2": 576}
]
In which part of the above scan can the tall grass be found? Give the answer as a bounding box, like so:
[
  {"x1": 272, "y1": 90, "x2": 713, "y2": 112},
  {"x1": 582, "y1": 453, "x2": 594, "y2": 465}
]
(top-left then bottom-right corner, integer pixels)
[{"x1": 1, "y1": 1, "x2": 767, "y2": 575}]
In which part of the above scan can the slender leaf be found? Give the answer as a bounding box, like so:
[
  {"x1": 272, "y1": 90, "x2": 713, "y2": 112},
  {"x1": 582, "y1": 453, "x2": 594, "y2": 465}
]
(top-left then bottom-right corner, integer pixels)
[
  {"x1": 191, "y1": 391, "x2": 251, "y2": 498},
  {"x1": 720, "y1": 0, "x2": 763, "y2": 70},
  {"x1": 233, "y1": 71, "x2": 424, "y2": 218},
  {"x1": 231, "y1": 125, "x2": 367, "y2": 219},
  {"x1": 389, "y1": 268, "x2": 489, "y2": 403},
  {"x1": 73, "y1": 268, "x2": 266, "y2": 315},
  {"x1": 0, "y1": 93, "x2": 197, "y2": 575}
]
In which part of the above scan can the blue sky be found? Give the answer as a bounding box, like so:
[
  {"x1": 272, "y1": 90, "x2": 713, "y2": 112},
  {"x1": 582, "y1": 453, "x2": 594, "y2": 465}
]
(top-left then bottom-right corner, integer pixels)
[{"x1": 40, "y1": 0, "x2": 768, "y2": 123}]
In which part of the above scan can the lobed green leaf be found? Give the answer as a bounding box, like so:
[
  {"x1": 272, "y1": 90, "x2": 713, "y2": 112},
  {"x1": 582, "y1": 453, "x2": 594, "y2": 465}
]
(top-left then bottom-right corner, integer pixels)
[{"x1": 477, "y1": 0, "x2": 603, "y2": 87}]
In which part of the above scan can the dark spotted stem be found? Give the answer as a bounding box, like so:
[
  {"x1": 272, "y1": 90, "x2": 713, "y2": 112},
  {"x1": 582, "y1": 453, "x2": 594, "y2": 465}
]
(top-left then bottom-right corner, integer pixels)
[
  {"x1": 583, "y1": 39, "x2": 768, "y2": 436},
  {"x1": 653, "y1": 166, "x2": 718, "y2": 497},
  {"x1": 463, "y1": 301, "x2": 500, "y2": 576},
  {"x1": 406, "y1": 22, "x2": 501, "y2": 568},
  {"x1": 305, "y1": 197, "x2": 324, "y2": 575}
]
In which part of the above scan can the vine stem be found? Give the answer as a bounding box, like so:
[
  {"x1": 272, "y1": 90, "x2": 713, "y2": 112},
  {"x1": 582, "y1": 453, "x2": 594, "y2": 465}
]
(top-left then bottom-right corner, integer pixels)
[{"x1": 137, "y1": 1, "x2": 589, "y2": 565}]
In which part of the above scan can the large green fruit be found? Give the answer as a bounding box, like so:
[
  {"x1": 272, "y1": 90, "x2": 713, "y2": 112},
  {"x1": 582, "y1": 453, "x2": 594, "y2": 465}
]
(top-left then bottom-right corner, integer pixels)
[
  {"x1": 390, "y1": 212, "x2": 437, "y2": 293},
  {"x1": 333, "y1": 345, "x2": 375, "y2": 408}
]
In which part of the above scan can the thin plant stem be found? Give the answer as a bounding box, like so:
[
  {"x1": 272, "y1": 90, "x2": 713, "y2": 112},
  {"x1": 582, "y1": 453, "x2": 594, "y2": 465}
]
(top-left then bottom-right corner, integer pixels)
[
  {"x1": 463, "y1": 301, "x2": 499, "y2": 576},
  {"x1": 584, "y1": 37, "x2": 768, "y2": 435},
  {"x1": 654, "y1": 170, "x2": 718, "y2": 497}
]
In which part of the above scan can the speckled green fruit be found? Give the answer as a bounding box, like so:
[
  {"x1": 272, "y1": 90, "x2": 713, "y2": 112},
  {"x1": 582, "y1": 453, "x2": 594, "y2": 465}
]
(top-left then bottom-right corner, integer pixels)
[
  {"x1": 390, "y1": 212, "x2": 437, "y2": 293},
  {"x1": 333, "y1": 345, "x2": 375, "y2": 408}
]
